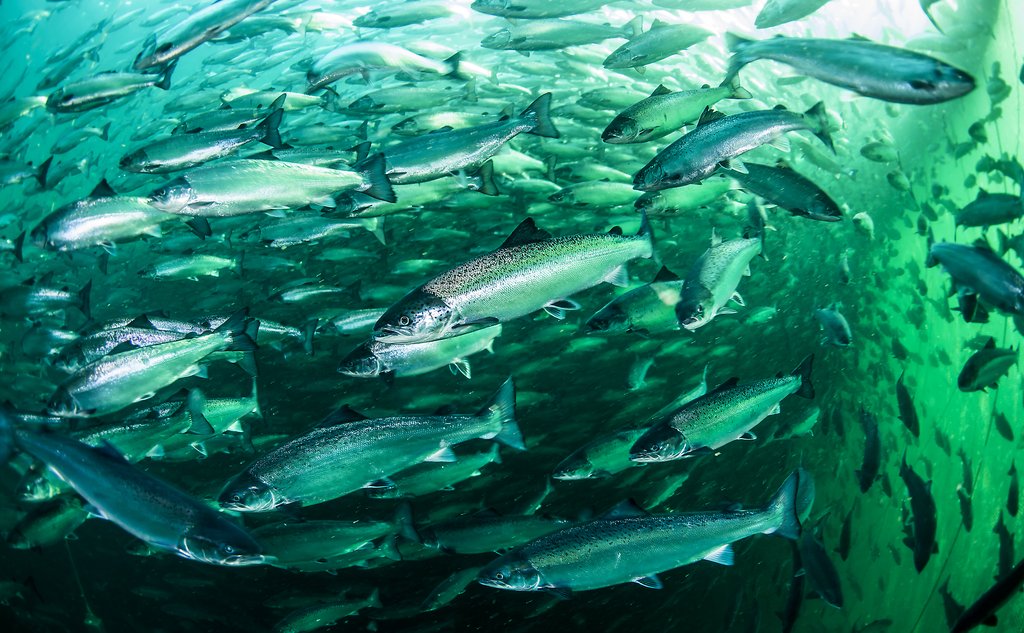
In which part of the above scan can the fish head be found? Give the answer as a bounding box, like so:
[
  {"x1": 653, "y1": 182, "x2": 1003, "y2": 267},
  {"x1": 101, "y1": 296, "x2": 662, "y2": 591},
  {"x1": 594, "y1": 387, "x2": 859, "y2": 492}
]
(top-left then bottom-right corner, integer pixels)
[
  {"x1": 481, "y1": 29, "x2": 513, "y2": 50},
  {"x1": 16, "y1": 472, "x2": 62, "y2": 502},
  {"x1": 478, "y1": 557, "x2": 543, "y2": 592},
  {"x1": 46, "y1": 387, "x2": 91, "y2": 418},
  {"x1": 28, "y1": 219, "x2": 51, "y2": 250},
  {"x1": 676, "y1": 294, "x2": 712, "y2": 331},
  {"x1": 552, "y1": 452, "x2": 595, "y2": 480},
  {"x1": 148, "y1": 177, "x2": 194, "y2": 213},
  {"x1": 178, "y1": 527, "x2": 266, "y2": 567},
  {"x1": 633, "y1": 161, "x2": 669, "y2": 192},
  {"x1": 218, "y1": 473, "x2": 281, "y2": 512},
  {"x1": 602, "y1": 116, "x2": 639, "y2": 144},
  {"x1": 118, "y1": 148, "x2": 149, "y2": 173},
  {"x1": 373, "y1": 289, "x2": 455, "y2": 344},
  {"x1": 337, "y1": 344, "x2": 383, "y2": 377},
  {"x1": 585, "y1": 303, "x2": 627, "y2": 334},
  {"x1": 629, "y1": 425, "x2": 690, "y2": 463},
  {"x1": 45, "y1": 89, "x2": 82, "y2": 112},
  {"x1": 919, "y1": 65, "x2": 976, "y2": 101}
]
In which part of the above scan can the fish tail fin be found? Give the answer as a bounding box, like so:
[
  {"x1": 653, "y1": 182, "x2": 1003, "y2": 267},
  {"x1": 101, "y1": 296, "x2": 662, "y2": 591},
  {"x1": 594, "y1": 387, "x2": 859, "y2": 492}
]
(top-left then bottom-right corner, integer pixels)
[
  {"x1": 302, "y1": 318, "x2": 318, "y2": 357},
  {"x1": 803, "y1": 102, "x2": 834, "y2": 154},
  {"x1": 925, "y1": 229, "x2": 938, "y2": 267},
  {"x1": 769, "y1": 468, "x2": 815, "y2": 540},
  {"x1": 623, "y1": 15, "x2": 644, "y2": 38},
  {"x1": 319, "y1": 86, "x2": 343, "y2": 112},
  {"x1": 721, "y1": 73, "x2": 752, "y2": 100},
  {"x1": 473, "y1": 160, "x2": 500, "y2": 196},
  {"x1": 34, "y1": 156, "x2": 52, "y2": 189},
  {"x1": 394, "y1": 501, "x2": 421, "y2": 544},
  {"x1": 637, "y1": 209, "x2": 660, "y2": 266},
  {"x1": 99, "y1": 121, "x2": 112, "y2": 142},
  {"x1": 185, "y1": 388, "x2": 215, "y2": 435},
  {"x1": 258, "y1": 103, "x2": 285, "y2": 149},
  {"x1": 13, "y1": 231, "x2": 25, "y2": 263},
  {"x1": 0, "y1": 404, "x2": 15, "y2": 464},
  {"x1": 155, "y1": 59, "x2": 177, "y2": 90},
  {"x1": 444, "y1": 52, "x2": 463, "y2": 79},
  {"x1": 791, "y1": 353, "x2": 814, "y2": 398},
  {"x1": 479, "y1": 376, "x2": 525, "y2": 450},
  {"x1": 248, "y1": 378, "x2": 263, "y2": 420},
  {"x1": 214, "y1": 308, "x2": 259, "y2": 352},
  {"x1": 77, "y1": 280, "x2": 92, "y2": 320},
  {"x1": 724, "y1": 33, "x2": 753, "y2": 79},
  {"x1": 355, "y1": 153, "x2": 396, "y2": 203},
  {"x1": 521, "y1": 93, "x2": 559, "y2": 138},
  {"x1": 367, "y1": 588, "x2": 383, "y2": 609}
]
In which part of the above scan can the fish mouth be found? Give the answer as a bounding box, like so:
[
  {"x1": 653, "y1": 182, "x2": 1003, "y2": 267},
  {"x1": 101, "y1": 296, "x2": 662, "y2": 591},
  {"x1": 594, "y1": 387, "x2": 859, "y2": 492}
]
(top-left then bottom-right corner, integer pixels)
[
  {"x1": 477, "y1": 578, "x2": 515, "y2": 591},
  {"x1": 373, "y1": 327, "x2": 423, "y2": 344},
  {"x1": 628, "y1": 451, "x2": 663, "y2": 463},
  {"x1": 221, "y1": 554, "x2": 274, "y2": 567}
]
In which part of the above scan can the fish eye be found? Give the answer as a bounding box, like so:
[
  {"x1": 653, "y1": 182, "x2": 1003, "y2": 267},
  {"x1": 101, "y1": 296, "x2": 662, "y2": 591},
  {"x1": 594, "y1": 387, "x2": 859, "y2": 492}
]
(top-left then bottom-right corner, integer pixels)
[
  {"x1": 398, "y1": 315, "x2": 411, "y2": 326},
  {"x1": 495, "y1": 572, "x2": 504, "y2": 580},
  {"x1": 222, "y1": 544, "x2": 236, "y2": 554}
]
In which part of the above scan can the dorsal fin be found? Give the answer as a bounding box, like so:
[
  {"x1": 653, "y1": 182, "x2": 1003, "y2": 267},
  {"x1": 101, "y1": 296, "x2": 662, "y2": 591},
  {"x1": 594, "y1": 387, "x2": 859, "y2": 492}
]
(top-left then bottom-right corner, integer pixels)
[
  {"x1": 696, "y1": 107, "x2": 727, "y2": 128},
  {"x1": 600, "y1": 499, "x2": 649, "y2": 520},
  {"x1": 320, "y1": 404, "x2": 367, "y2": 426},
  {"x1": 984, "y1": 336, "x2": 996, "y2": 350},
  {"x1": 473, "y1": 507, "x2": 502, "y2": 518},
  {"x1": 977, "y1": 188, "x2": 989, "y2": 198},
  {"x1": 433, "y1": 405, "x2": 458, "y2": 416},
  {"x1": 652, "y1": 266, "x2": 679, "y2": 282},
  {"x1": 500, "y1": 218, "x2": 552, "y2": 249},
  {"x1": 711, "y1": 377, "x2": 740, "y2": 393},
  {"x1": 89, "y1": 179, "x2": 117, "y2": 198},
  {"x1": 607, "y1": 226, "x2": 623, "y2": 236},
  {"x1": 772, "y1": 104, "x2": 788, "y2": 111},
  {"x1": 126, "y1": 314, "x2": 157, "y2": 330},
  {"x1": 649, "y1": 84, "x2": 672, "y2": 98}
]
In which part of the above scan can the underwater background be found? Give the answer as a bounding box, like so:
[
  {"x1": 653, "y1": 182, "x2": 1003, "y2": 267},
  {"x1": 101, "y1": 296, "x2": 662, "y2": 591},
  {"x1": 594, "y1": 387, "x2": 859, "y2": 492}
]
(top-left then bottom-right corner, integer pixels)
[{"x1": 0, "y1": 0, "x2": 1022, "y2": 631}]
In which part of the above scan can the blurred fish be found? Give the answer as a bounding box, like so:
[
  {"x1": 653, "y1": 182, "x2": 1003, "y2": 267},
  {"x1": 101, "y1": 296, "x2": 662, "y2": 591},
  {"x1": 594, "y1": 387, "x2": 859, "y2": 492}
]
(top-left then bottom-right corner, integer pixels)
[
  {"x1": 727, "y1": 34, "x2": 974, "y2": 104},
  {"x1": 48, "y1": 309, "x2": 257, "y2": 418},
  {"x1": 275, "y1": 590, "x2": 381, "y2": 633},
  {"x1": 148, "y1": 154, "x2": 395, "y2": 216},
  {"x1": 0, "y1": 410, "x2": 264, "y2": 566},
  {"x1": 955, "y1": 190, "x2": 1024, "y2": 230},
  {"x1": 603, "y1": 77, "x2": 751, "y2": 144},
  {"x1": 603, "y1": 20, "x2": 710, "y2": 69},
  {"x1": 478, "y1": 470, "x2": 814, "y2": 595},
  {"x1": 856, "y1": 407, "x2": 880, "y2": 493},
  {"x1": 120, "y1": 98, "x2": 285, "y2": 173},
  {"x1": 47, "y1": 63, "x2": 177, "y2": 113},
  {"x1": 755, "y1": 0, "x2": 834, "y2": 28},
  {"x1": 898, "y1": 452, "x2": 937, "y2": 573},
  {"x1": 481, "y1": 18, "x2": 640, "y2": 53},
  {"x1": 218, "y1": 377, "x2": 523, "y2": 511},
  {"x1": 675, "y1": 231, "x2": 763, "y2": 331},
  {"x1": 815, "y1": 304, "x2": 852, "y2": 347},
  {"x1": 730, "y1": 161, "x2": 842, "y2": 222},
  {"x1": 634, "y1": 103, "x2": 833, "y2": 191},
  {"x1": 133, "y1": 0, "x2": 275, "y2": 71},
  {"x1": 586, "y1": 267, "x2": 682, "y2": 336},
  {"x1": 958, "y1": 337, "x2": 1016, "y2": 391},
  {"x1": 470, "y1": 0, "x2": 610, "y2": 19},
  {"x1": 895, "y1": 371, "x2": 920, "y2": 438},
  {"x1": 630, "y1": 355, "x2": 814, "y2": 463},
  {"x1": 339, "y1": 325, "x2": 501, "y2": 379}
]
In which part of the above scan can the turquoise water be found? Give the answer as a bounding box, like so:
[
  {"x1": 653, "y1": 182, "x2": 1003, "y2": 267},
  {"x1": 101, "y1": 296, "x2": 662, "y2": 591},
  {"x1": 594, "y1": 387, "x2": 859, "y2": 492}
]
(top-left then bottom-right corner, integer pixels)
[{"x1": 0, "y1": 0, "x2": 1022, "y2": 631}]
